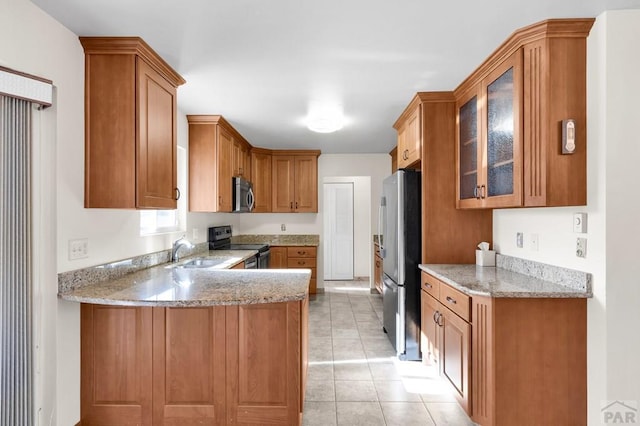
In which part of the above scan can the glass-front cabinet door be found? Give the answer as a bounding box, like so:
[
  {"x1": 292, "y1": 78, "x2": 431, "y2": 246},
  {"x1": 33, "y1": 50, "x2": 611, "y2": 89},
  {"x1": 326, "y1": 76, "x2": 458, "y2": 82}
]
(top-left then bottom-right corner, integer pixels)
[
  {"x1": 482, "y1": 50, "x2": 523, "y2": 208},
  {"x1": 456, "y1": 50, "x2": 523, "y2": 209},
  {"x1": 456, "y1": 86, "x2": 482, "y2": 208}
]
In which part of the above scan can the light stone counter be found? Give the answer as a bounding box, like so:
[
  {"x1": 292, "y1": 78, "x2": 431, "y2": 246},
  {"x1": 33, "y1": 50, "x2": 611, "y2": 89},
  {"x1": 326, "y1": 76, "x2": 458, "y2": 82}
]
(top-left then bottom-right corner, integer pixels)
[
  {"x1": 419, "y1": 254, "x2": 592, "y2": 298},
  {"x1": 58, "y1": 249, "x2": 310, "y2": 307},
  {"x1": 232, "y1": 234, "x2": 319, "y2": 246}
]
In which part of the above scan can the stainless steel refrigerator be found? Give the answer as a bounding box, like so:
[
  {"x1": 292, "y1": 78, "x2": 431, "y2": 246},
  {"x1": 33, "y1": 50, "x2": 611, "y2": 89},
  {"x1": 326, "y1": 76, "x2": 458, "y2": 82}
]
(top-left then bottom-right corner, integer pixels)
[{"x1": 379, "y1": 169, "x2": 421, "y2": 361}]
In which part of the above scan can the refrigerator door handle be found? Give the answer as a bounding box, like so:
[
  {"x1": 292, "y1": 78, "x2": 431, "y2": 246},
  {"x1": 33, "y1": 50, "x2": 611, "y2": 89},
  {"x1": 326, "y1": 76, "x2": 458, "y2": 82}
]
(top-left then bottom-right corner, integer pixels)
[
  {"x1": 397, "y1": 284, "x2": 406, "y2": 355},
  {"x1": 379, "y1": 197, "x2": 386, "y2": 258}
]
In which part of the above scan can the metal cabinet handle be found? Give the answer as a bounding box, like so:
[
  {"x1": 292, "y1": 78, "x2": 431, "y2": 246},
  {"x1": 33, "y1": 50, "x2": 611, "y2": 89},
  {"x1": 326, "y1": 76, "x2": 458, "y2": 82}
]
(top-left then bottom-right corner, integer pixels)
[
  {"x1": 433, "y1": 311, "x2": 439, "y2": 323},
  {"x1": 436, "y1": 312, "x2": 444, "y2": 327},
  {"x1": 446, "y1": 296, "x2": 457, "y2": 305},
  {"x1": 474, "y1": 186, "x2": 481, "y2": 199},
  {"x1": 290, "y1": 201, "x2": 293, "y2": 209},
  {"x1": 295, "y1": 201, "x2": 298, "y2": 209},
  {"x1": 219, "y1": 195, "x2": 223, "y2": 206},
  {"x1": 175, "y1": 187, "x2": 180, "y2": 201},
  {"x1": 480, "y1": 184, "x2": 486, "y2": 199}
]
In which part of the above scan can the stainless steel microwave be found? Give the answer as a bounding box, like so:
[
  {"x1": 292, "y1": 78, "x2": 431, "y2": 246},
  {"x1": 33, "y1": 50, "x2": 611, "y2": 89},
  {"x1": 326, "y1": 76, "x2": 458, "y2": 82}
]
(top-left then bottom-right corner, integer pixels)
[{"x1": 232, "y1": 176, "x2": 255, "y2": 212}]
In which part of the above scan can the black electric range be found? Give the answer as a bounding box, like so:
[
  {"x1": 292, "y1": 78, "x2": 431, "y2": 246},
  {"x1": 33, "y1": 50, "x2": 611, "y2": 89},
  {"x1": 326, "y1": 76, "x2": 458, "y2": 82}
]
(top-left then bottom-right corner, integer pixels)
[{"x1": 208, "y1": 225, "x2": 270, "y2": 269}]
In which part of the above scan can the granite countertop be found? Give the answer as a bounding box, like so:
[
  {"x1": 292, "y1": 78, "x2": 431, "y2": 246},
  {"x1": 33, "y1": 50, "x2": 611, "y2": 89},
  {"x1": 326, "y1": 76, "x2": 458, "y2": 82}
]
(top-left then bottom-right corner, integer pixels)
[
  {"x1": 58, "y1": 250, "x2": 311, "y2": 307},
  {"x1": 232, "y1": 234, "x2": 319, "y2": 246},
  {"x1": 420, "y1": 258, "x2": 592, "y2": 298}
]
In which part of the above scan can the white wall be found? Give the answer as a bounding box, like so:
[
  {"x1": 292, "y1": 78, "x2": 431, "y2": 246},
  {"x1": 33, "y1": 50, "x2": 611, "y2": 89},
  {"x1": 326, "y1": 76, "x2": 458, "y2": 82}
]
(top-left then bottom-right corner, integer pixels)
[{"x1": 493, "y1": 10, "x2": 640, "y2": 423}]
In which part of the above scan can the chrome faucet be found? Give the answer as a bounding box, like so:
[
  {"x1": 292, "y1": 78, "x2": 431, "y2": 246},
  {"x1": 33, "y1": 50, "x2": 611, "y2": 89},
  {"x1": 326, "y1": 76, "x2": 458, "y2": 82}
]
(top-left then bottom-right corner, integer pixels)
[{"x1": 171, "y1": 236, "x2": 194, "y2": 262}]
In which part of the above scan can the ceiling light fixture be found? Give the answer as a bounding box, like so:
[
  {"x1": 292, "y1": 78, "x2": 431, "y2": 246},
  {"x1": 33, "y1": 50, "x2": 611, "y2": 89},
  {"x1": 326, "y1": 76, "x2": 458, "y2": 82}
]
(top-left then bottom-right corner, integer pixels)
[{"x1": 306, "y1": 106, "x2": 344, "y2": 133}]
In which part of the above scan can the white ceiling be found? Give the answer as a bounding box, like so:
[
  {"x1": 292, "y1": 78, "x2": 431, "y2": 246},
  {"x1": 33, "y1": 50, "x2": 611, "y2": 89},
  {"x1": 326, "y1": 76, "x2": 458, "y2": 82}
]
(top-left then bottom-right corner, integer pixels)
[{"x1": 32, "y1": 0, "x2": 640, "y2": 154}]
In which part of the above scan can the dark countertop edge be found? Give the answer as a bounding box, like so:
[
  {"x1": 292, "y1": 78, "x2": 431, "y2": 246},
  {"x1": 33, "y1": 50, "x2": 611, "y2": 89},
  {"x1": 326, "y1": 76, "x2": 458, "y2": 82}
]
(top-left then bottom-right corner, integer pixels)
[
  {"x1": 57, "y1": 291, "x2": 309, "y2": 307},
  {"x1": 419, "y1": 264, "x2": 592, "y2": 299}
]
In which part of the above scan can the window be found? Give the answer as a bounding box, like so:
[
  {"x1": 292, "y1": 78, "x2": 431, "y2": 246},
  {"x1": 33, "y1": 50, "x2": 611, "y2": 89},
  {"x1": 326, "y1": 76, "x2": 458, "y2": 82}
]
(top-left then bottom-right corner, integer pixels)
[{"x1": 140, "y1": 146, "x2": 187, "y2": 235}]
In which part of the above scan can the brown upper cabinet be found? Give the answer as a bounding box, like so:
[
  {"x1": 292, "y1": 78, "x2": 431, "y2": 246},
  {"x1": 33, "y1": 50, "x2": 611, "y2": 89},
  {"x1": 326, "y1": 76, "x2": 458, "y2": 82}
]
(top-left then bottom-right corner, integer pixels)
[
  {"x1": 188, "y1": 116, "x2": 320, "y2": 213},
  {"x1": 272, "y1": 152, "x2": 320, "y2": 213},
  {"x1": 394, "y1": 99, "x2": 421, "y2": 168},
  {"x1": 81, "y1": 37, "x2": 185, "y2": 209},
  {"x1": 250, "y1": 147, "x2": 273, "y2": 213},
  {"x1": 454, "y1": 19, "x2": 594, "y2": 209},
  {"x1": 187, "y1": 115, "x2": 236, "y2": 212}
]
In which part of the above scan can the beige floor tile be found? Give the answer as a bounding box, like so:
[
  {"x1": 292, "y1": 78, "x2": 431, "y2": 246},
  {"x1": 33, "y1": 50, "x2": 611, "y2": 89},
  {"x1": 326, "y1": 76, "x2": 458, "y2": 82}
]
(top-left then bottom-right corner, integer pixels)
[
  {"x1": 305, "y1": 380, "x2": 335, "y2": 401},
  {"x1": 334, "y1": 363, "x2": 372, "y2": 380},
  {"x1": 302, "y1": 401, "x2": 337, "y2": 426},
  {"x1": 336, "y1": 402, "x2": 386, "y2": 426},
  {"x1": 380, "y1": 402, "x2": 436, "y2": 426},
  {"x1": 425, "y1": 402, "x2": 476, "y2": 425},
  {"x1": 335, "y1": 380, "x2": 378, "y2": 402},
  {"x1": 374, "y1": 380, "x2": 423, "y2": 402}
]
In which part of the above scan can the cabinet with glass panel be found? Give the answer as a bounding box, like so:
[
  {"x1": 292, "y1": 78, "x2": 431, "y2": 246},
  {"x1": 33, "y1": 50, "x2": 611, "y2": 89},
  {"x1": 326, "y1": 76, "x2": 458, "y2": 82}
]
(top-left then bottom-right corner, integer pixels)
[
  {"x1": 455, "y1": 18, "x2": 594, "y2": 209},
  {"x1": 456, "y1": 50, "x2": 523, "y2": 209}
]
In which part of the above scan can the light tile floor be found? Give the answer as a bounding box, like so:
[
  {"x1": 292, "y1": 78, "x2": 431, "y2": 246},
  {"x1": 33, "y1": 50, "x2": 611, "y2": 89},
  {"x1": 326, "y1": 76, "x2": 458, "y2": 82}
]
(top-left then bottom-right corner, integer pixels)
[{"x1": 303, "y1": 280, "x2": 476, "y2": 426}]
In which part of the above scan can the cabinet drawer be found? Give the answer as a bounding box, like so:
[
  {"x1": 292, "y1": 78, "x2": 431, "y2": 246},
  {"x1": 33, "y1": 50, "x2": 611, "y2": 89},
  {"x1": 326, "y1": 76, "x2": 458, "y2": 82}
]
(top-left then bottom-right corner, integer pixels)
[
  {"x1": 421, "y1": 272, "x2": 440, "y2": 299},
  {"x1": 439, "y1": 283, "x2": 470, "y2": 322},
  {"x1": 287, "y1": 258, "x2": 316, "y2": 269},
  {"x1": 287, "y1": 247, "x2": 317, "y2": 258}
]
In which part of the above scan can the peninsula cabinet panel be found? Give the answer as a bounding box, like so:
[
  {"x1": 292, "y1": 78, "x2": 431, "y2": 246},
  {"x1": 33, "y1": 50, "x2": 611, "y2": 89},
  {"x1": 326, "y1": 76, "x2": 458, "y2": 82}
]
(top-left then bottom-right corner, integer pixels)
[
  {"x1": 152, "y1": 307, "x2": 226, "y2": 425},
  {"x1": 454, "y1": 19, "x2": 594, "y2": 209},
  {"x1": 81, "y1": 37, "x2": 184, "y2": 209},
  {"x1": 251, "y1": 148, "x2": 273, "y2": 212},
  {"x1": 81, "y1": 304, "x2": 153, "y2": 425},
  {"x1": 226, "y1": 302, "x2": 302, "y2": 425}
]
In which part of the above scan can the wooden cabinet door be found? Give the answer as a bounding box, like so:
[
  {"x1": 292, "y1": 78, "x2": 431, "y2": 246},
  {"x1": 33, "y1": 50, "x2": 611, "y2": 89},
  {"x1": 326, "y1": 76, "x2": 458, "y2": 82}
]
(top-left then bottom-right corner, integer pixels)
[
  {"x1": 272, "y1": 156, "x2": 294, "y2": 212},
  {"x1": 481, "y1": 49, "x2": 523, "y2": 208},
  {"x1": 241, "y1": 143, "x2": 251, "y2": 179},
  {"x1": 441, "y1": 307, "x2": 471, "y2": 413},
  {"x1": 251, "y1": 150, "x2": 272, "y2": 212},
  {"x1": 152, "y1": 307, "x2": 226, "y2": 425},
  {"x1": 421, "y1": 292, "x2": 441, "y2": 367},
  {"x1": 293, "y1": 155, "x2": 317, "y2": 212},
  {"x1": 269, "y1": 246, "x2": 288, "y2": 268},
  {"x1": 217, "y1": 126, "x2": 233, "y2": 212},
  {"x1": 398, "y1": 106, "x2": 421, "y2": 168},
  {"x1": 232, "y1": 138, "x2": 242, "y2": 177},
  {"x1": 136, "y1": 58, "x2": 178, "y2": 209},
  {"x1": 81, "y1": 304, "x2": 153, "y2": 425},
  {"x1": 226, "y1": 302, "x2": 301, "y2": 425}
]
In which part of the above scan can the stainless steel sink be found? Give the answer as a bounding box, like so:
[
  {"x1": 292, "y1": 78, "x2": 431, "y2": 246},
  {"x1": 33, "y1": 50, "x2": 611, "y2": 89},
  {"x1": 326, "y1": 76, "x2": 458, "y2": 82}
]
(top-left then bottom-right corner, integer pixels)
[{"x1": 178, "y1": 258, "x2": 226, "y2": 268}]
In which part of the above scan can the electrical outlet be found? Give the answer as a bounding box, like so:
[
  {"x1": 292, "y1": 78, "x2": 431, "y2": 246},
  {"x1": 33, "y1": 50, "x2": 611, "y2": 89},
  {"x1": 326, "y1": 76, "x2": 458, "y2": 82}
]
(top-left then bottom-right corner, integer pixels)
[
  {"x1": 69, "y1": 238, "x2": 88, "y2": 260},
  {"x1": 281, "y1": 224, "x2": 286, "y2": 231},
  {"x1": 516, "y1": 232, "x2": 524, "y2": 248},
  {"x1": 529, "y1": 234, "x2": 539, "y2": 251},
  {"x1": 192, "y1": 228, "x2": 200, "y2": 240},
  {"x1": 576, "y1": 237, "x2": 587, "y2": 258}
]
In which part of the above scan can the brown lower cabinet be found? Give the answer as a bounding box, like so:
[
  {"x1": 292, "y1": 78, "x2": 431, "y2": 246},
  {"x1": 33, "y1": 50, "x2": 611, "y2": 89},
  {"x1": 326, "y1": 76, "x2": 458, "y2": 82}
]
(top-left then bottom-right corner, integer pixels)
[
  {"x1": 81, "y1": 299, "x2": 308, "y2": 425},
  {"x1": 269, "y1": 246, "x2": 317, "y2": 294},
  {"x1": 420, "y1": 271, "x2": 587, "y2": 425}
]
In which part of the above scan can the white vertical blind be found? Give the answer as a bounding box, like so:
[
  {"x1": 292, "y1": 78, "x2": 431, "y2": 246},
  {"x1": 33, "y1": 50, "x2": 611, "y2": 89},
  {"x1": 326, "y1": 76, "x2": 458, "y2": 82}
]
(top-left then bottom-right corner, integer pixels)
[{"x1": 0, "y1": 95, "x2": 33, "y2": 426}]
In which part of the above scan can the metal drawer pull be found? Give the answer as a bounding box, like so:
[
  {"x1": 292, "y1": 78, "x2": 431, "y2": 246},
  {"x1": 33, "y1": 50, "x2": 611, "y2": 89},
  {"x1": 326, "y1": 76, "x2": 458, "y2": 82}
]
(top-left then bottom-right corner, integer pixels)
[
  {"x1": 446, "y1": 296, "x2": 457, "y2": 304},
  {"x1": 298, "y1": 251, "x2": 306, "y2": 255},
  {"x1": 425, "y1": 283, "x2": 432, "y2": 289},
  {"x1": 298, "y1": 261, "x2": 305, "y2": 265}
]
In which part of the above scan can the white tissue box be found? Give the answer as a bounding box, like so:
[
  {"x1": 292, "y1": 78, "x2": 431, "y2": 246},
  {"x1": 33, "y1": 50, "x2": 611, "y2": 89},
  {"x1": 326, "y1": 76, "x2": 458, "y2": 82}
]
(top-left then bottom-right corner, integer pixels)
[{"x1": 475, "y1": 249, "x2": 496, "y2": 267}]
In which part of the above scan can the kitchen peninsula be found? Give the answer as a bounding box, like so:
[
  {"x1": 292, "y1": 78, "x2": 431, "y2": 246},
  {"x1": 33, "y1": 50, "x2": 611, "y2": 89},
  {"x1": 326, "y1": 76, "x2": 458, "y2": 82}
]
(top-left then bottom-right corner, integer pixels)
[{"x1": 58, "y1": 249, "x2": 310, "y2": 426}]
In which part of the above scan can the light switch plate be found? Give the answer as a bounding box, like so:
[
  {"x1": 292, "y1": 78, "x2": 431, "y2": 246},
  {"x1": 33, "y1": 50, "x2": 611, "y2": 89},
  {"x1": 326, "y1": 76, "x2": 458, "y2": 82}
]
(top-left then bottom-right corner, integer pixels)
[{"x1": 573, "y1": 213, "x2": 587, "y2": 233}]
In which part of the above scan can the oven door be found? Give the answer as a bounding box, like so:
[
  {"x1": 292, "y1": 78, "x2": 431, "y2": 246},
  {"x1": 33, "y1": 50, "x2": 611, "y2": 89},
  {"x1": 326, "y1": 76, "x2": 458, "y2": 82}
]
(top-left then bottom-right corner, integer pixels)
[
  {"x1": 257, "y1": 249, "x2": 270, "y2": 269},
  {"x1": 244, "y1": 255, "x2": 258, "y2": 269}
]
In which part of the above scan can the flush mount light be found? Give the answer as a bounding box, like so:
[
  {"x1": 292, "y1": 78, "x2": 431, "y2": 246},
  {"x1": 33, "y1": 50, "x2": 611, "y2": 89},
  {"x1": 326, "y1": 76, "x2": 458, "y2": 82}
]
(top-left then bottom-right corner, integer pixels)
[{"x1": 306, "y1": 106, "x2": 344, "y2": 133}]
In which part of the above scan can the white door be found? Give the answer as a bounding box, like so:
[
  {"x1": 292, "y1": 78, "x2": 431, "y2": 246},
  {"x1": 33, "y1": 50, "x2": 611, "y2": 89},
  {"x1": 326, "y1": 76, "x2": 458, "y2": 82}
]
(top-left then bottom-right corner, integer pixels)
[{"x1": 324, "y1": 183, "x2": 354, "y2": 280}]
